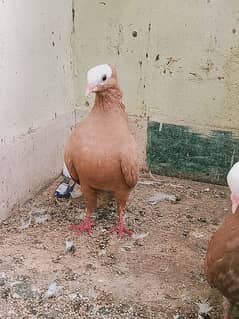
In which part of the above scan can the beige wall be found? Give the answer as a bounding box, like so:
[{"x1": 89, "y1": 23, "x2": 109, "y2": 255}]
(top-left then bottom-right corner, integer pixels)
[
  {"x1": 0, "y1": 0, "x2": 75, "y2": 220},
  {"x1": 0, "y1": 0, "x2": 74, "y2": 139},
  {"x1": 73, "y1": 0, "x2": 239, "y2": 132}
]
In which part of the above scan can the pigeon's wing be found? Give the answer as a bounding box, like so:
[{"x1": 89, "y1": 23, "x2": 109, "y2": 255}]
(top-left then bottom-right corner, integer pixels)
[{"x1": 120, "y1": 144, "x2": 139, "y2": 188}]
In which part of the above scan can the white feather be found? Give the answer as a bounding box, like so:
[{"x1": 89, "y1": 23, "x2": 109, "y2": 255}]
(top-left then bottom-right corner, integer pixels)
[
  {"x1": 87, "y1": 64, "x2": 112, "y2": 85},
  {"x1": 196, "y1": 301, "x2": 212, "y2": 318},
  {"x1": 63, "y1": 162, "x2": 71, "y2": 179},
  {"x1": 227, "y1": 162, "x2": 239, "y2": 193}
]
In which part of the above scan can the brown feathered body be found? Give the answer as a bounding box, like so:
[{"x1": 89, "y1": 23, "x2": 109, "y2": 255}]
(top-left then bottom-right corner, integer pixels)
[
  {"x1": 65, "y1": 95, "x2": 138, "y2": 193},
  {"x1": 64, "y1": 66, "x2": 138, "y2": 238},
  {"x1": 205, "y1": 208, "x2": 239, "y2": 318}
]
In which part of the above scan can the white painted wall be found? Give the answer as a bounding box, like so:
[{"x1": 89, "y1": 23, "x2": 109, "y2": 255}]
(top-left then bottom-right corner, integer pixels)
[
  {"x1": 0, "y1": 0, "x2": 74, "y2": 139},
  {"x1": 0, "y1": 0, "x2": 75, "y2": 220}
]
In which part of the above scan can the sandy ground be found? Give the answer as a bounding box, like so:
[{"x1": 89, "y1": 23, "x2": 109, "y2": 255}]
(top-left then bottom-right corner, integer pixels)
[{"x1": 0, "y1": 174, "x2": 228, "y2": 319}]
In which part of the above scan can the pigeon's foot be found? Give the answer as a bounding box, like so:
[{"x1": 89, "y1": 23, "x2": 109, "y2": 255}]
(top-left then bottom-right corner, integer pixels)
[
  {"x1": 69, "y1": 217, "x2": 96, "y2": 235},
  {"x1": 109, "y1": 221, "x2": 133, "y2": 239}
]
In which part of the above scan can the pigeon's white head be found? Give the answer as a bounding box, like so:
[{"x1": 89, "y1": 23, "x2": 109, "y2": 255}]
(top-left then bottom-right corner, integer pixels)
[
  {"x1": 85, "y1": 64, "x2": 113, "y2": 97},
  {"x1": 227, "y1": 161, "x2": 239, "y2": 213}
]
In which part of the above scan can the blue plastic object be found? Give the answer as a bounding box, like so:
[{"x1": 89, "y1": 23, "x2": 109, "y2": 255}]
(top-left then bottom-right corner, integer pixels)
[{"x1": 55, "y1": 177, "x2": 76, "y2": 199}]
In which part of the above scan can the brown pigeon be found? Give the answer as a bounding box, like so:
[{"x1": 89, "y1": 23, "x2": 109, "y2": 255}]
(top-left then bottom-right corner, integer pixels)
[
  {"x1": 205, "y1": 162, "x2": 239, "y2": 319},
  {"x1": 64, "y1": 64, "x2": 139, "y2": 239}
]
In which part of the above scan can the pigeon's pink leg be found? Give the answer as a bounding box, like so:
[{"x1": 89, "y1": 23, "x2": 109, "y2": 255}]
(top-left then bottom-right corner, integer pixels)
[
  {"x1": 69, "y1": 186, "x2": 96, "y2": 236},
  {"x1": 109, "y1": 194, "x2": 133, "y2": 239},
  {"x1": 69, "y1": 214, "x2": 96, "y2": 235}
]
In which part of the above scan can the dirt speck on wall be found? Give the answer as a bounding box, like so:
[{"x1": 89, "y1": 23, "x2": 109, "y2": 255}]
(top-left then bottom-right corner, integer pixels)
[
  {"x1": 0, "y1": 174, "x2": 227, "y2": 318},
  {"x1": 223, "y1": 45, "x2": 239, "y2": 129}
]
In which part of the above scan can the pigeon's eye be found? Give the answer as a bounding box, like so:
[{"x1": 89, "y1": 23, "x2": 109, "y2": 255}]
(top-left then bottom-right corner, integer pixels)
[{"x1": 102, "y1": 74, "x2": 107, "y2": 82}]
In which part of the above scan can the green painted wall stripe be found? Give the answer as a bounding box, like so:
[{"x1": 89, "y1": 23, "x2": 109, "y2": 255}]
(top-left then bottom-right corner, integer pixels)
[{"x1": 147, "y1": 122, "x2": 239, "y2": 185}]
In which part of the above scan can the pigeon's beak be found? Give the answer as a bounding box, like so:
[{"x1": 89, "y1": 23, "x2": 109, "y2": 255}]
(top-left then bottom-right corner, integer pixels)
[{"x1": 85, "y1": 83, "x2": 97, "y2": 97}]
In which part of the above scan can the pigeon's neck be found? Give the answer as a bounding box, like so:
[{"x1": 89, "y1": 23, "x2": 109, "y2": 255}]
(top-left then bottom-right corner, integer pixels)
[{"x1": 93, "y1": 87, "x2": 124, "y2": 111}]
